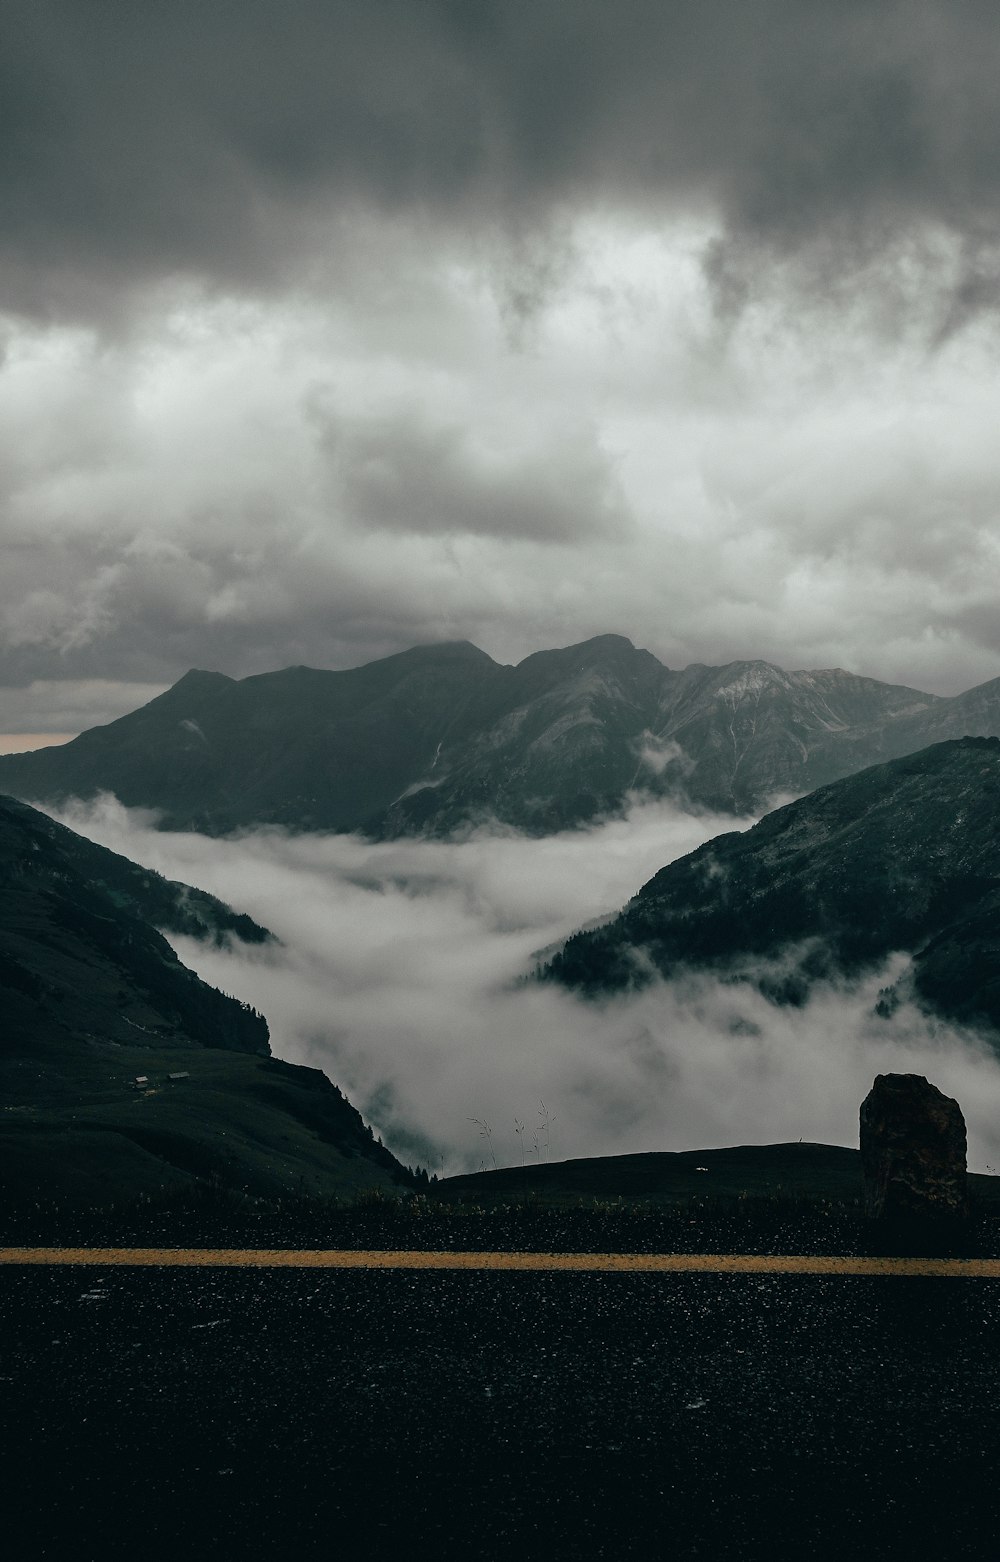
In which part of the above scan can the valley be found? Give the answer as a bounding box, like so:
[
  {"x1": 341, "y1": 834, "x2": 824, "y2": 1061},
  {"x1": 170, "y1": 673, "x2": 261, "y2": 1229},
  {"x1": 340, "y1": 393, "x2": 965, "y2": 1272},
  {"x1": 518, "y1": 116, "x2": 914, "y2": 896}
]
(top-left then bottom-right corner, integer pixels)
[
  {"x1": 7, "y1": 720, "x2": 1000, "y2": 1212},
  {"x1": 0, "y1": 794, "x2": 412, "y2": 1205}
]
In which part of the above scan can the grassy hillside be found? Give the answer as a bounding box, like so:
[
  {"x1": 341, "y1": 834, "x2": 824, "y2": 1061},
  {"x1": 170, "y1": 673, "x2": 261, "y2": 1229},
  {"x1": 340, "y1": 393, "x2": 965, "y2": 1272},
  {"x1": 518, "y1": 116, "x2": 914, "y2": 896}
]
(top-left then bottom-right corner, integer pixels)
[
  {"x1": 436, "y1": 1141, "x2": 867, "y2": 1208},
  {"x1": 1, "y1": 1040, "x2": 407, "y2": 1206},
  {"x1": 1, "y1": 794, "x2": 411, "y2": 1207}
]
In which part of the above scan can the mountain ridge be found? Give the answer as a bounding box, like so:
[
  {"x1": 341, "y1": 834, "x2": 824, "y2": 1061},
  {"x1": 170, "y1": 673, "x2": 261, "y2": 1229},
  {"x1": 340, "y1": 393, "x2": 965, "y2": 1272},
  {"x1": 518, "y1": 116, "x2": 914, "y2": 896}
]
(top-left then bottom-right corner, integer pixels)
[
  {"x1": 543, "y1": 735, "x2": 1000, "y2": 1043},
  {"x1": 1, "y1": 635, "x2": 996, "y2": 837}
]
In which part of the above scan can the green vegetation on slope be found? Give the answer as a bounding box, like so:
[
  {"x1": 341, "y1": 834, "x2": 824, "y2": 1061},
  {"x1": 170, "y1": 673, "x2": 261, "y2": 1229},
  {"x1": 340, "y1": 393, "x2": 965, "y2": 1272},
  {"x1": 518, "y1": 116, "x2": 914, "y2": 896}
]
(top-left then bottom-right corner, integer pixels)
[
  {"x1": 0, "y1": 792, "x2": 272, "y2": 945},
  {"x1": 545, "y1": 737, "x2": 1000, "y2": 1040},
  {"x1": 0, "y1": 794, "x2": 269, "y2": 1058},
  {"x1": 1, "y1": 794, "x2": 410, "y2": 1206},
  {"x1": 1, "y1": 1042, "x2": 408, "y2": 1206}
]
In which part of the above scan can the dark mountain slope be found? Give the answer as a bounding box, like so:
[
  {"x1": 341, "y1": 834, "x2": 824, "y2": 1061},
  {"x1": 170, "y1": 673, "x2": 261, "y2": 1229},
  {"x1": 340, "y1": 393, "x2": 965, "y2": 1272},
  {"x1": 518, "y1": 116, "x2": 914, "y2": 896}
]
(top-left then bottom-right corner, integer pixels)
[
  {"x1": 4, "y1": 635, "x2": 998, "y2": 836},
  {"x1": 381, "y1": 634, "x2": 675, "y2": 834},
  {"x1": 0, "y1": 793, "x2": 272, "y2": 947},
  {"x1": 0, "y1": 795, "x2": 409, "y2": 1203},
  {"x1": 545, "y1": 737, "x2": 1000, "y2": 1040},
  {"x1": 0, "y1": 794, "x2": 269, "y2": 1058},
  {"x1": 877, "y1": 674, "x2": 1000, "y2": 755},
  {"x1": 0, "y1": 644, "x2": 500, "y2": 834},
  {"x1": 656, "y1": 660, "x2": 937, "y2": 809}
]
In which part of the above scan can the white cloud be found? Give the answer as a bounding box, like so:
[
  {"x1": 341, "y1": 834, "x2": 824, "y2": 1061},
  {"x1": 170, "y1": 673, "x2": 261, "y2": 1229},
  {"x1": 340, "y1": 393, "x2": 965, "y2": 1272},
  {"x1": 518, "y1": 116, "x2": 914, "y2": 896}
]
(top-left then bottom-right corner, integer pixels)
[
  {"x1": 47, "y1": 794, "x2": 1000, "y2": 1177},
  {"x1": 2, "y1": 207, "x2": 1000, "y2": 714}
]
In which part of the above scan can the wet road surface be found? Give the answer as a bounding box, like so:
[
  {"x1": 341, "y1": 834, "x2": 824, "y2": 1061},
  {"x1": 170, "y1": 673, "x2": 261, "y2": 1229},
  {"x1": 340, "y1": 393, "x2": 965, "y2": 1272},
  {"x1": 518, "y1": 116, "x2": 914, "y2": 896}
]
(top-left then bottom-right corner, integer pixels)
[{"x1": 3, "y1": 1262, "x2": 1000, "y2": 1560}]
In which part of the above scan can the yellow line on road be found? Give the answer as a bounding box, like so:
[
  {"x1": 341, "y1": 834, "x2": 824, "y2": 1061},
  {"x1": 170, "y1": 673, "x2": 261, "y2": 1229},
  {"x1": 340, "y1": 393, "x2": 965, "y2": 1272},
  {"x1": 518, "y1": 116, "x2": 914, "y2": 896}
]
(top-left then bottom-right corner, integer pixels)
[{"x1": 2, "y1": 1248, "x2": 1000, "y2": 1276}]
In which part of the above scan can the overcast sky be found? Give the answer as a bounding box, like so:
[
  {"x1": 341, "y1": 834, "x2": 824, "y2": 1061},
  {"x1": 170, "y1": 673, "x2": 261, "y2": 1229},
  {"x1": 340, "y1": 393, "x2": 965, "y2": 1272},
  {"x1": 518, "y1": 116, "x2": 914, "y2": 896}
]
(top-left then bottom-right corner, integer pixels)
[{"x1": 4, "y1": 1, "x2": 1000, "y2": 733}]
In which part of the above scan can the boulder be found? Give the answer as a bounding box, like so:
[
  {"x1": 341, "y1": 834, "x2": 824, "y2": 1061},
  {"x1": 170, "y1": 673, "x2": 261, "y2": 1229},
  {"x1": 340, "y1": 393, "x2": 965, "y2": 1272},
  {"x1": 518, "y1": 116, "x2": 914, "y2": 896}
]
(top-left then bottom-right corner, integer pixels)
[{"x1": 859, "y1": 1073, "x2": 968, "y2": 1224}]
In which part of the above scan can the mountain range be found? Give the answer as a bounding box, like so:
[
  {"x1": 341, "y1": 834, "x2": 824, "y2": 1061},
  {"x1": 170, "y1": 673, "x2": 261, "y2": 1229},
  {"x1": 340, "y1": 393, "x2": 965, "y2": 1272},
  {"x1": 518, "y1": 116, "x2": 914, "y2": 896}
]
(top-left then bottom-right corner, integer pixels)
[
  {"x1": 3, "y1": 636, "x2": 1000, "y2": 835},
  {"x1": 6, "y1": 635, "x2": 1000, "y2": 1208},
  {"x1": 544, "y1": 736, "x2": 1000, "y2": 1044},
  {"x1": 0, "y1": 793, "x2": 409, "y2": 1203}
]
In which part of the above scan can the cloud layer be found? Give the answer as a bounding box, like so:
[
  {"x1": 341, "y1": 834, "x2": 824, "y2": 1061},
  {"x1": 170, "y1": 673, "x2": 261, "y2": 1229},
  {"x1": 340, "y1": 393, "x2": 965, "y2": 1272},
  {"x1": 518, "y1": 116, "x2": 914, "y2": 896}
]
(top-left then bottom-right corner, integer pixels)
[
  {"x1": 5, "y1": 3, "x2": 1000, "y2": 322},
  {"x1": 4, "y1": 3, "x2": 1000, "y2": 729},
  {"x1": 49, "y1": 794, "x2": 1000, "y2": 1177}
]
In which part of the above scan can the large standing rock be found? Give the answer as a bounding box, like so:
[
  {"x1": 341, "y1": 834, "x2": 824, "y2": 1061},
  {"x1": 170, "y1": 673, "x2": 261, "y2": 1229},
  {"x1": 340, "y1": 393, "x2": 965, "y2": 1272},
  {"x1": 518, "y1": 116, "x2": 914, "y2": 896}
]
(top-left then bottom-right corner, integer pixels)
[{"x1": 859, "y1": 1073, "x2": 968, "y2": 1223}]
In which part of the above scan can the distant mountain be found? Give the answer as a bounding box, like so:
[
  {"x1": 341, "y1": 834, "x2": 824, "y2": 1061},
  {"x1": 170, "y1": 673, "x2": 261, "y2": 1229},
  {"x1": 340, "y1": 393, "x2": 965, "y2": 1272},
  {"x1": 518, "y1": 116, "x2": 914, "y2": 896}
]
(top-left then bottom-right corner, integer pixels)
[
  {"x1": 544, "y1": 737, "x2": 1000, "y2": 1042},
  {"x1": 1, "y1": 636, "x2": 999, "y2": 835},
  {"x1": 0, "y1": 794, "x2": 409, "y2": 1203}
]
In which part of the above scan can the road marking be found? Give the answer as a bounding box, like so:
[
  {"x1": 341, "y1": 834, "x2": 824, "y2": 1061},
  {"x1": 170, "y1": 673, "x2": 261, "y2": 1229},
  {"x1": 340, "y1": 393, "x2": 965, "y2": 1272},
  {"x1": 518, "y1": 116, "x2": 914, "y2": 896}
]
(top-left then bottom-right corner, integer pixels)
[{"x1": 1, "y1": 1249, "x2": 999, "y2": 1276}]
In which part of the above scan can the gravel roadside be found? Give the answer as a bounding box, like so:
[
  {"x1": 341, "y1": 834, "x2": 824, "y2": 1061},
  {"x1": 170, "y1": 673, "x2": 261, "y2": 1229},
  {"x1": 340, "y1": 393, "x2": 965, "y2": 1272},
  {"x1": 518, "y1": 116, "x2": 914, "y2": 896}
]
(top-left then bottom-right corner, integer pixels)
[{"x1": 3, "y1": 1262, "x2": 1000, "y2": 1560}]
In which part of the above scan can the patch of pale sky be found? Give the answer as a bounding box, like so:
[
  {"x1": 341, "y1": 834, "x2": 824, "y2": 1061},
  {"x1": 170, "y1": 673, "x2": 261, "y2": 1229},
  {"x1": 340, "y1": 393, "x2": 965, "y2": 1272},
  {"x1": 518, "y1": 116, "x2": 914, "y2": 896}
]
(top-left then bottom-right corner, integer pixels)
[
  {"x1": 0, "y1": 679, "x2": 166, "y2": 735},
  {"x1": 0, "y1": 733, "x2": 74, "y2": 755}
]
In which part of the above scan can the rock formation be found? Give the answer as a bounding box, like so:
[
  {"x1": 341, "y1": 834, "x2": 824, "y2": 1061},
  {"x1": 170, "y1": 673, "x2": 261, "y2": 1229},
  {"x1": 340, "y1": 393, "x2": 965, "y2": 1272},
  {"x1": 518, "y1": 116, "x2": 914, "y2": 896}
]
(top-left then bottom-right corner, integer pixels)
[{"x1": 859, "y1": 1073, "x2": 968, "y2": 1224}]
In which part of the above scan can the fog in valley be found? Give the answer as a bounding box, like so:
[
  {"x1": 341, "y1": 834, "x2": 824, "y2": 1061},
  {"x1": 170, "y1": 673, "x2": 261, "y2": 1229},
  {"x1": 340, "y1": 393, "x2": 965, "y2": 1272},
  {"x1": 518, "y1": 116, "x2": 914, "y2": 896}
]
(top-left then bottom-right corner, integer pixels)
[{"x1": 51, "y1": 794, "x2": 1000, "y2": 1177}]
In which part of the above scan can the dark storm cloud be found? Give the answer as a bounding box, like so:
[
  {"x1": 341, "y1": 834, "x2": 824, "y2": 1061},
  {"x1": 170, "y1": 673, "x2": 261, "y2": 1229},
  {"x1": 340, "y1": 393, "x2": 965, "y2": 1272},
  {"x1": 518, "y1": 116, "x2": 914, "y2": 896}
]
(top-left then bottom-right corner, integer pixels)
[
  {"x1": 4, "y1": 1, "x2": 1000, "y2": 322},
  {"x1": 4, "y1": 0, "x2": 1000, "y2": 720}
]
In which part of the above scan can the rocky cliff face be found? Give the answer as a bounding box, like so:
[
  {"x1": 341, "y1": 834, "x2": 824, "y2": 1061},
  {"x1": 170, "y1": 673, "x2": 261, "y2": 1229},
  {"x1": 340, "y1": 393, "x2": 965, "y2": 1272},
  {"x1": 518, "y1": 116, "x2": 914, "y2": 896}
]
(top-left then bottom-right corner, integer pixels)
[
  {"x1": 3, "y1": 634, "x2": 998, "y2": 837},
  {"x1": 544, "y1": 737, "x2": 1000, "y2": 1044}
]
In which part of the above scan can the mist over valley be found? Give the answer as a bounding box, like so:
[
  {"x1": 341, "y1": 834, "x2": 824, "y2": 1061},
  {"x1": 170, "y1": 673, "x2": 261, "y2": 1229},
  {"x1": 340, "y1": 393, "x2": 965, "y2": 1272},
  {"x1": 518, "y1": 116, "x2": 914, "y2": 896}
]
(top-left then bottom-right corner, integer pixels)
[
  {"x1": 42, "y1": 777, "x2": 1000, "y2": 1180},
  {"x1": 2, "y1": 0, "x2": 1000, "y2": 1209},
  {"x1": 7, "y1": 640, "x2": 1000, "y2": 1197}
]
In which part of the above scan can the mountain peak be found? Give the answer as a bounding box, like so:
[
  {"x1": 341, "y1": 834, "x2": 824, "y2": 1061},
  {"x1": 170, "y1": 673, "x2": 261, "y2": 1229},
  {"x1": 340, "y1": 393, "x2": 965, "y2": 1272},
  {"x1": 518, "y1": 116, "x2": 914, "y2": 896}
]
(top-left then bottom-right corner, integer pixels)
[
  {"x1": 559, "y1": 633, "x2": 639, "y2": 657},
  {"x1": 577, "y1": 633, "x2": 639, "y2": 651},
  {"x1": 396, "y1": 639, "x2": 496, "y2": 664},
  {"x1": 2, "y1": 639, "x2": 1000, "y2": 838},
  {"x1": 169, "y1": 668, "x2": 235, "y2": 691},
  {"x1": 515, "y1": 633, "x2": 643, "y2": 673},
  {"x1": 713, "y1": 660, "x2": 785, "y2": 696}
]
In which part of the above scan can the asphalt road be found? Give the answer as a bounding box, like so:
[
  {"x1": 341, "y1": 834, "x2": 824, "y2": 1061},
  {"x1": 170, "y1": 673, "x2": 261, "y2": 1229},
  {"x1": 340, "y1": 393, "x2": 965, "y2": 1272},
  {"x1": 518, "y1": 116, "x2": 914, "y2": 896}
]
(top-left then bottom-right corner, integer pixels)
[{"x1": 4, "y1": 1264, "x2": 1000, "y2": 1561}]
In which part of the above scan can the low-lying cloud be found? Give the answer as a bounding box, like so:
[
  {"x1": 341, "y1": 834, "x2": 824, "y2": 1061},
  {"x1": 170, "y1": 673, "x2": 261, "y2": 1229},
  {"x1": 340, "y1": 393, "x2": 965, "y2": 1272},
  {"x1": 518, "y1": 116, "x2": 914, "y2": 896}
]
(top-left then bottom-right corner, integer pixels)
[{"x1": 50, "y1": 793, "x2": 1000, "y2": 1177}]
